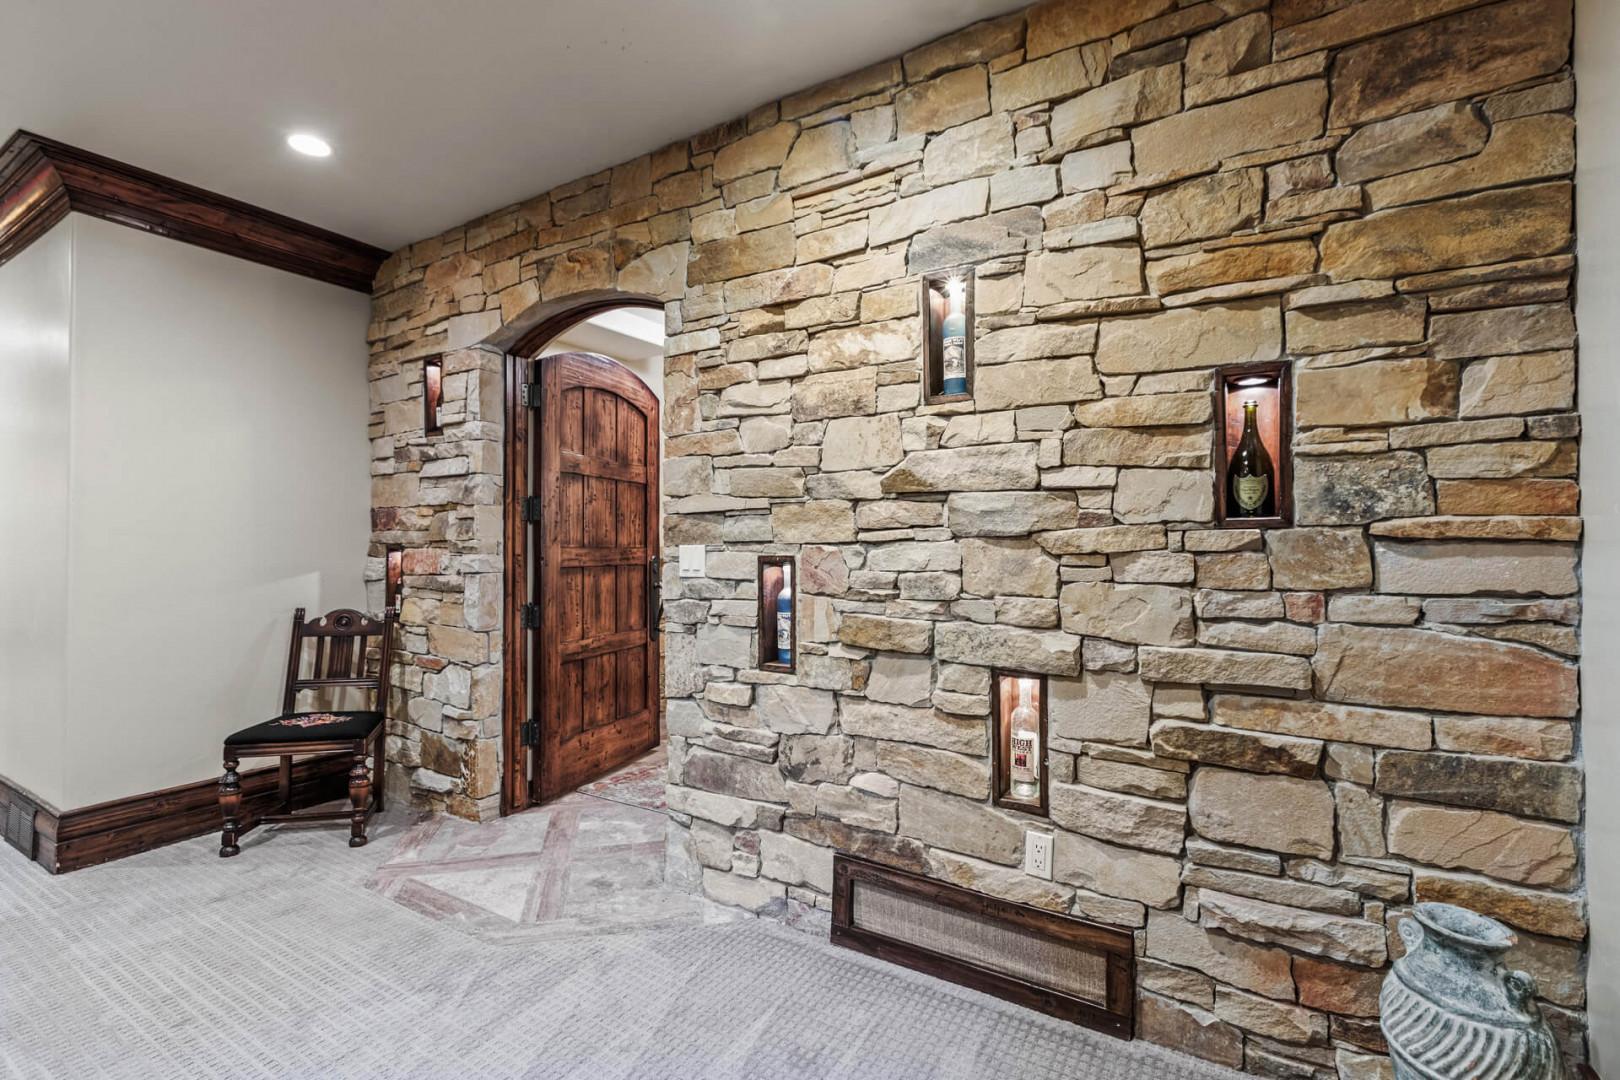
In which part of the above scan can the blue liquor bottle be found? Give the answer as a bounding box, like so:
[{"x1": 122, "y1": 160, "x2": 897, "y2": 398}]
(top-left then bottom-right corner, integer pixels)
[{"x1": 775, "y1": 569, "x2": 793, "y2": 665}]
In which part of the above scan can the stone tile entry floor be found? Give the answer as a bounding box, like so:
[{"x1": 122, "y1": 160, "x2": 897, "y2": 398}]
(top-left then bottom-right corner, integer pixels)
[
  {"x1": 576, "y1": 743, "x2": 668, "y2": 812},
  {"x1": 0, "y1": 746, "x2": 1243, "y2": 1079},
  {"x1": 365, "y1": 745, "x2": 740, "y2": 943}
]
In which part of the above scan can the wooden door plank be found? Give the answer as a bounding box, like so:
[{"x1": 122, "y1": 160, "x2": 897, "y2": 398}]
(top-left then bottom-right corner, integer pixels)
[
  {"x1": 559, "y1": 451, "x2": 649, "y2": 483},
  {"x1": 537, "y1": 352, "x2": 662, "y2": 801},
  {"x1": 558, "y1": 546, "x2": 649, "y2": 568}
]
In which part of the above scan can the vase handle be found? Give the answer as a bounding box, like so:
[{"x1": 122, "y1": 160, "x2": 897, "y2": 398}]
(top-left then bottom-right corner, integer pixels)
[
  {"x1": 1399, "y1": 916, "x2": 1423, "y2": 953},
  {"x1": 1507, "y1": 969, "x2": 1539, "y2": 1007}
]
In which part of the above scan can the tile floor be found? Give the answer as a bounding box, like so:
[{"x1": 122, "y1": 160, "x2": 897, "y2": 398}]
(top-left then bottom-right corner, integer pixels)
[{"x1": 364, "y1": 745, "x2": 740, "y2": 943}]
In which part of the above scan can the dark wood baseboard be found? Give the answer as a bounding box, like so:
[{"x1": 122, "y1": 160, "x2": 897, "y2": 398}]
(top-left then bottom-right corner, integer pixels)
[
  {"x1": 0, "y1": 130, "x2": 387, "y2": 291},
  {"x1": 0, "y1": 755, "x2": 351, "y2": 874}
]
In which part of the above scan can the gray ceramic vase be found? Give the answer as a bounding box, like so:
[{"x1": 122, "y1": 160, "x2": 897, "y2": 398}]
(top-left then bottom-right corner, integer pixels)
[{"x1": 1380, "y1": 903, "x2": 1566, "y2": 1080}]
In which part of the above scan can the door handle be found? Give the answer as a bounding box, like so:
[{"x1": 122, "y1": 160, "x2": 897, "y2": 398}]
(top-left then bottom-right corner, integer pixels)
[{"x1": 648, "y1": 556, "x2": 662, "y2": 640}]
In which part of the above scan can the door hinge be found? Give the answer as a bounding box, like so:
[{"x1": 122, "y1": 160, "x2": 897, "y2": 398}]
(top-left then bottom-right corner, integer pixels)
[
  {"x1": 648, "y1": 556, "x2": 662, "y2": 641},
  {"x1": 521, "y1": 720, "x2": 539, "y2": 747},
  {"x1": 520, "y1": 382, "x2": 541, "y2": 407},
  {"x1": 523, "y1": 495, "x2": 543, "y2": 523},
  {"x1": 521, "y1": 603, "x2": 541, "y2": 630}
]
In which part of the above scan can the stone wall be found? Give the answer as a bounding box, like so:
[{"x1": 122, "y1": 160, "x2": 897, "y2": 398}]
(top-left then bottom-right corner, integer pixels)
[{"x1": 367, "y1": 0, "x2": 1584, "y2": 1072}]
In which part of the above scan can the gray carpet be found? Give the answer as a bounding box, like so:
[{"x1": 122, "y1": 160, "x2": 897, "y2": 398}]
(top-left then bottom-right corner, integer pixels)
[{"x1": 0, "y1": 812, "x2": 1241, "y2": 1079}]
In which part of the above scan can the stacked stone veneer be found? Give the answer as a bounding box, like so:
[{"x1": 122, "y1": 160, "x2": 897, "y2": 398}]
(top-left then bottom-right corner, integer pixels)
[{"x1": 367, "y1": 0, "x2": 1585, "y2": 1073}]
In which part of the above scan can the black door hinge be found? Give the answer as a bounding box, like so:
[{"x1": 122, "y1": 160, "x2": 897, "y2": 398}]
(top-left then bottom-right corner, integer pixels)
[
  {"x1": 521, "y1": 603, "x2": 541, "y2": 629},
  {"x1": 523, "y1": 495, "x2": 543, "y2": 523},
  {"x1": 521, "y1": 720, "x2": 539, "y2": 747},
  {"x1": 647, "y1": 556, "x2": 662, "y2": 641},
  {"x1": 520, "y1": 382, "x2": 541, "y2": 407}
]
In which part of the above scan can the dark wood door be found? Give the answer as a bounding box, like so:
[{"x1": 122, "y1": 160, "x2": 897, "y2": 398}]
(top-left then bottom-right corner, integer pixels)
[{"x1": 532, "y1": 352, "x2": 660, "y2": 802}]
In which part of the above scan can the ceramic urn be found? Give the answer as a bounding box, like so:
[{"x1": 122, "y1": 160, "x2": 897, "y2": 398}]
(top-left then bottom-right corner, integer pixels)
[{"x1": 1380, "y1": 903, "x2": 1566, "y2": 1080}]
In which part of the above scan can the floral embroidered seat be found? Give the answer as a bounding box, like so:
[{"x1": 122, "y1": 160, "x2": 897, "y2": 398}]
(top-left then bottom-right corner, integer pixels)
[{"x1": 218, "y1": 607, "x2": 395, "y2": 857}]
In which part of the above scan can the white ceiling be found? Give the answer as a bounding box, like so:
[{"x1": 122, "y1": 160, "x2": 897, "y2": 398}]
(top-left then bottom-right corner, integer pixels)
[
  {"x1": 546, "y1": 307, "x2": 666, "y2": 365},
  {"x1": 5, "y1": 0, "x2": 1027, "y2": 251}
]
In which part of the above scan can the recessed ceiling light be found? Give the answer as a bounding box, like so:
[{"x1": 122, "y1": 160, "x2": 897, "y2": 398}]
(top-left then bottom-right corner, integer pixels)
[{"x1": 286, "y1": 132, "x2": 332, "y2": 158}]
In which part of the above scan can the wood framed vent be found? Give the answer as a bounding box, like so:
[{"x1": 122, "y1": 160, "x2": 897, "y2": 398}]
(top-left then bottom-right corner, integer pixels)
[
  {"x1": 1214, "y1": 361, "x2": 1292, "y2": 528},
  {"x1": 384, "y1": 545, "x2": 404, "y2": 613},
  {"x1": 758, "y1": 555, "x2": 796, "y2": 673},
  {"x1": 831, "y1": 854, "x2": 1135, "y2": 1037},
  {"x1": 921, "y1": 265, "x2": 975, "y2": 404},
  {"x1": 1, "y1": 780, "x2": 39, "y2": 860},
  {"x1": 992, "y1": 671, "x2": 1048, "y2": 817},
  {"x1": 423, "y1": 357, "x2": 444, "y2": 436}
]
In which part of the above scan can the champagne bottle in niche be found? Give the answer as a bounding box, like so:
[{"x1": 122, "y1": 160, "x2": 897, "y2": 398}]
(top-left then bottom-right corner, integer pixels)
[{"x1": 1229, "y1": 399, "x2": 1275, "y2": 518}]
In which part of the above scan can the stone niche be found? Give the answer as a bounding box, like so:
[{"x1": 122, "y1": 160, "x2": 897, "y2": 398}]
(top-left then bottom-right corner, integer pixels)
[
  {"x1": 366, "y1": 0, "x2": 1585, "y2": 1074},
  {"x1": 920, "y1": 265, "x2": 977, "y2": 404}
]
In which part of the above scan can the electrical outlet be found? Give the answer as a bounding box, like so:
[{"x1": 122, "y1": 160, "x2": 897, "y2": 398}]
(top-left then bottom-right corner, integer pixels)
[
  {"x1": 678, "y1": 544, "x2": 706, "y2": 578},
  {"x1": 1025, "y1": 830, "x2": 1053, "y2": 880}
]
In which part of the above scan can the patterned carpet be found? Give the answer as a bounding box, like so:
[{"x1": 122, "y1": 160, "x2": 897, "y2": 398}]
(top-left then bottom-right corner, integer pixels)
[{"x1": 0, "y1": 788, "x2": 1242, "y2": 1079}]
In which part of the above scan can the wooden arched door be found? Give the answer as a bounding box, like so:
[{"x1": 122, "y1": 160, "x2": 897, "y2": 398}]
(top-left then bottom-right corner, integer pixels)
[{"x1": 531, "y1": 352, "x2": 660, "y2": 802}]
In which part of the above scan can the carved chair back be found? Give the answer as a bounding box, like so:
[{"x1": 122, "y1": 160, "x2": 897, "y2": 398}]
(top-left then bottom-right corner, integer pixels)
[{"x1": 280, "y1": 607, "x2": 396, "y2": 715}]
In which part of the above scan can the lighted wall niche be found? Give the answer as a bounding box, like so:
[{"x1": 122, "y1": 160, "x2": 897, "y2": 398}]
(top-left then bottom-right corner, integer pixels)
[
  {"x1": 758, "y1": 556, "x2": 795, "y2": 672},
  {"x1": 423, "y1": 357, "x2": 444, "y2": 436},
  {"x1": 385, "y1": 546, "x2": 403, "y2": 612},
  {"x1": 921, "y1": 266, "x2": 975, "y2": 403},
  {"x1": 993, "y1": 672, "x2": 1047, "y2": 817},
  {"x1": 1214, "y1": 361, "x2": 1292, "y2": 528}
]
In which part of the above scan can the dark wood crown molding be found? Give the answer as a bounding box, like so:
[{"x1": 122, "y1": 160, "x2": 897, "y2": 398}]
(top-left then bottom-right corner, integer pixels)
[{"x1": 0, "y1": 130, "x2": 387, "y2": 292}]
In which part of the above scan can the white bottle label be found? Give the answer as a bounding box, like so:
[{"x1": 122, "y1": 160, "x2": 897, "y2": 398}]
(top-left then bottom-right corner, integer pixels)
[
  {"x1": 1010, "y1": 731, "x2": 1036, "y2": 782},
  {"x1": 942, "y1": 335, "x2": 967, "y2": 381},
  {"x1": 776, "y1": 613, "x2": 792, "y2": 652}
]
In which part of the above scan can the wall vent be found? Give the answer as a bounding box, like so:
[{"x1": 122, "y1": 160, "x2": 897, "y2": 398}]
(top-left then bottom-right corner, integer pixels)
[
  {"x1": 1, "y1": 785, "x2": 38, "y2": 859},
  {"x1": 831, "y1": 854, "x2": 1135, "y2": 1037}
]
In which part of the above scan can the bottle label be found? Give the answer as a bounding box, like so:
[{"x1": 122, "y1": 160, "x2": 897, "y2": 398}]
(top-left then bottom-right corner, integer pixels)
[
  {"x1": 1010, "y1": 732, "x2": 1036, "y2": 781},
  {"x1": 942, "y1": 336, "x2": 966, "y2": 382},
  {"x1": 776, "y1": 613, "x2": 792, "y2": 652},
  {"x1": 1234, "y1": 473, "x2": 1269, "y2": 512}
]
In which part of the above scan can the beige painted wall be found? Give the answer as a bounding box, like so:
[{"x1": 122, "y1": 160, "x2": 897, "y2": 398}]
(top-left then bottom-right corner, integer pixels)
[
  {"x1": 0, "y1": 221, "x2": 73, "y2": 809},
  {"x1": 0, "y1": 214, "x2": 373, "y2": 810},
  {"x1": 1577, "y1": 0, "x2": 1617, "y2": 1064}
]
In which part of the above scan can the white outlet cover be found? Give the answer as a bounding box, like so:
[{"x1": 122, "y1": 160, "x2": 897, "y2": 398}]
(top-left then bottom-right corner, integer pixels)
[
  {"x1": 1025, "y1": 830, "x2": 1053, "y2": 880},
  {"x1": 678, "y1": 544, "x2": 706, "y2": 578}
]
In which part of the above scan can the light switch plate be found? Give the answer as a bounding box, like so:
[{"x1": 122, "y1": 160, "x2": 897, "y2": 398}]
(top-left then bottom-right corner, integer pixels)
[
  {"x1": 678, "y1": 544, "x2": 706, "y2": 578},
  {"x1": 1025, "y1": 831, "x2": 1053, "y2": 880}
]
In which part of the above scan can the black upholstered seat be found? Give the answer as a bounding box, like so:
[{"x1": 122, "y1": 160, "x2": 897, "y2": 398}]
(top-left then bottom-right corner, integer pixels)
[{"x1": 225, "y1": 710, "x2": 383, "y2": 746}]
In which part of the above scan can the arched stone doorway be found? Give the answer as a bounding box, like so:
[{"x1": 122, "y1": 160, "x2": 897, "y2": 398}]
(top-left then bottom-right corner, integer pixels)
[{"x1": 485, "y1": 289, "x2": 666, "y2": 815}]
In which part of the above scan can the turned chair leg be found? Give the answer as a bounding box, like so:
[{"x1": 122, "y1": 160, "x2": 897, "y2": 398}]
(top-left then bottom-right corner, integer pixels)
[
  {"x1": 348, "y1": 747, "x2": 371, "y2": 848},
  {"x1": 373, "y1": 727, "x2": 386, "y2": 813},
  {"x1": 219, "y1": 755, "x2": 242, "y2": 857}
]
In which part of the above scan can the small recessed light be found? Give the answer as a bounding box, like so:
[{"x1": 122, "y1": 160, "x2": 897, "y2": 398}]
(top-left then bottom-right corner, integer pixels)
[{"x1": 286, "y1": 132, "x2": 332, "y2": 158}]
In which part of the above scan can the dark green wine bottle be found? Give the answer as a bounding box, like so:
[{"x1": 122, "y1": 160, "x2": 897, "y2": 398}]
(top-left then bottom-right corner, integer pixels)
[{"x1": 1229, "y1": 400, "x2": 1274, "y2": 518}]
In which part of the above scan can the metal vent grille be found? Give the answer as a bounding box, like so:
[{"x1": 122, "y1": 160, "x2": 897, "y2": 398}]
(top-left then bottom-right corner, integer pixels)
[
  {"x1": 3, "y1": 788, "x2": 37, "y2": 858},
  {"x1": 831, "y1": 854, "x2": 1134, "y2": 1037},
  {"x1": 852, "y1": 878, "x2": 1109, "y2": 1004}
]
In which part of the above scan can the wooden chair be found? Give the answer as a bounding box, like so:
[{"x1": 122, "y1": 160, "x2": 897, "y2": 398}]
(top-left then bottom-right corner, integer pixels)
[{"x1": 218, "y1": 607, "x2": 395, "y2": 857}]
